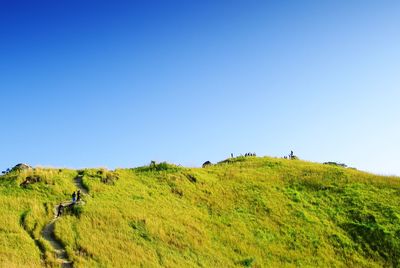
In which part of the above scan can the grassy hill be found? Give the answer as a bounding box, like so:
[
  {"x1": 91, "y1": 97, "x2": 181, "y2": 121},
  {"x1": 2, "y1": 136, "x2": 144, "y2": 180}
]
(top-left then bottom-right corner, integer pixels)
[{"x1": 0, "y1": 156, "x2": 399, "y2": 267}]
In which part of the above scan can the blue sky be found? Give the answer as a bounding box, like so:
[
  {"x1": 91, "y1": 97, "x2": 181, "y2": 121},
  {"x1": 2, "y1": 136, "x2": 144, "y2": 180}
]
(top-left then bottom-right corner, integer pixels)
[{"x1": 1, "y1": 0, "x2": 399, "y2": 175}]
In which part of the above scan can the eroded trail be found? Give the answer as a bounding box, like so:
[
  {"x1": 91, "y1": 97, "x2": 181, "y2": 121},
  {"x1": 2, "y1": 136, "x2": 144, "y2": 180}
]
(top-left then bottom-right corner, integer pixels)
[
  {"x1": 42, "y1": 200, "x2": 74, "y2": 267},
  {"x1": 74, "y1": 175, "x2": 89, "y2": 195},
  {"x1": 42, "y1": 217, "x2": 73, "y2": 267},
  {"x1": 41, "y1": 175, "x2": 88, "y2": 267}
]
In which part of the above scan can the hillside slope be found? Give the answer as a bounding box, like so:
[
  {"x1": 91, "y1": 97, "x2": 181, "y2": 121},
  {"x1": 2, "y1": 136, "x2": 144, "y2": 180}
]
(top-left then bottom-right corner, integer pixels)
[{"x1": 0, "y1": 157, "x2": 399, "y2": 267}]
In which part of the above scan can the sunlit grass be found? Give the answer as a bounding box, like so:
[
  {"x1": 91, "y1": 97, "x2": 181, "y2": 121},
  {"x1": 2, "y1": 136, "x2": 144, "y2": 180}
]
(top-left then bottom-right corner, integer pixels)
[{"x1": 0, "y1": 157, "x2": 399, "y2": 267}]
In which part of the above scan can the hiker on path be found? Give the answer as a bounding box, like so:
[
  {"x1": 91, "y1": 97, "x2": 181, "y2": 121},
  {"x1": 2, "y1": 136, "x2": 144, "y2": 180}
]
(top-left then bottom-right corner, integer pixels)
[
  {"x1": 72, "y1": 191, "x2": 77, "y2": 203},
  {"x1": 77, "y1": 190, "x2": 81, "y2": 202},
  {"x1": 57, "y1": 203, "x2": 63, "y2": 217}
]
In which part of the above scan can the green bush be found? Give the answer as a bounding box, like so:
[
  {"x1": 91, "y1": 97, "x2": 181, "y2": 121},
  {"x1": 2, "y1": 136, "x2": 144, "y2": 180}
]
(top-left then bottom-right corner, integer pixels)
[{"x1": 135, "y1": 161, "x2": 181, "y2": 173}]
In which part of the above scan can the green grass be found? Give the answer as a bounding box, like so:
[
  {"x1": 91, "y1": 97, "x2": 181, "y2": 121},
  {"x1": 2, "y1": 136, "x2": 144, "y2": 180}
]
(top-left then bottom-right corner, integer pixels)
[
  {"x1": 0, "y1": 168, "x2": 77, "y2": 267},
  {"x1": 0, "y1": 157, "x2": 399, "y2": 267}
]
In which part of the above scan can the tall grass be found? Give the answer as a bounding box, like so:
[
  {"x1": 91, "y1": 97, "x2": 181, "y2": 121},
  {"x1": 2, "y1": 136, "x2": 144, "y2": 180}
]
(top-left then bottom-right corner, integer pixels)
[
  {"x1": 0, "y1": 158, "x2": 399, "y2": 267},
  {"x1": 0, "y1": 168, "x2": 77, "y2": 267}
]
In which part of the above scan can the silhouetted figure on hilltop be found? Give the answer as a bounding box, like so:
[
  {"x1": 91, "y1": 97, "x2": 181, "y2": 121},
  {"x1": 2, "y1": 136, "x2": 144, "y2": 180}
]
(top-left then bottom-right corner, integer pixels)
[{"x1": 72, "y1": 192, "x2": 76, "y2": 203}]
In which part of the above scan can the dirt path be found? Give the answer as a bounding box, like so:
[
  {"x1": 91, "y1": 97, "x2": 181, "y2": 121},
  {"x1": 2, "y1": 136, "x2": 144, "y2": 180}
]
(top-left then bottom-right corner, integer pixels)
[
  {"x1": 74, "y1": 175, "x2": 89, "y2": 195},
  {"x1": 41, "y1": 175, "x2": 89, "y2": 267},
  {"x1": 42, "y1": 218, "x2": 73, "y2": 267}
]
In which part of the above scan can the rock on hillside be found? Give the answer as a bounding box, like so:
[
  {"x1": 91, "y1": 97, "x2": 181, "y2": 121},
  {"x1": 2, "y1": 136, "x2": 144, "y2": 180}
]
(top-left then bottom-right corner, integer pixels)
[{"x1": 11, "y1": 163, "x2": 32, "y2": 172}]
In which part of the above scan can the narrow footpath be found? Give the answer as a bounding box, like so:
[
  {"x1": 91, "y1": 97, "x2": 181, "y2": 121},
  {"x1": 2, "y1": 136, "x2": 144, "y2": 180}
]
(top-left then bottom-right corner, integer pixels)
[
  {"x1": 41, "y1": 175, "x2": 88, "y2": 267},
  {"x1": 74, "y1": 175, "x2": 89, "y2": 195}
]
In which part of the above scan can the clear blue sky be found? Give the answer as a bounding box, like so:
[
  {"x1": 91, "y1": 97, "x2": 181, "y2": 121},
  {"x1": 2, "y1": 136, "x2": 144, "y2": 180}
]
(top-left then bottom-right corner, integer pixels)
[{"x1": 1, "y1": 0, "x2": 399, "y2": 175}]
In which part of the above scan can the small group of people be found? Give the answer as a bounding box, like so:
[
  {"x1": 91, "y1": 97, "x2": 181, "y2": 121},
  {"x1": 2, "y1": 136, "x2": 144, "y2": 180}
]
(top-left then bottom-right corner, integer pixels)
[
  {"x1": 230, "y1": 152, "x2": 257, "y2": 158},
  {"x1": 72, "y1": 190, "x2": 81, "y2": 203},
  {"x1": 283, "y1": 151, "x2": 295, "y2": 159},
  {"x1": 56, "y1": 190, "x2": 82, "y2": 217}
]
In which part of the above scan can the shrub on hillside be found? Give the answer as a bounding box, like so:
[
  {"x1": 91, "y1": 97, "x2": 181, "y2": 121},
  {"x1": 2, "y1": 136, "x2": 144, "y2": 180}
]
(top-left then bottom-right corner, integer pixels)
[
  {"x1": 70, "y1": 204, "x2": 84, "y2": 218},
  {"x1": 342, "y1": 210, "x2": 400, "y2": 267},
  {"x1": 20, "y1": 175, "x2": 42, "y2": 188},
  {"x1": 236, "y1": 257, "x2": 255, "y2": 267},
  {"x1": 12, "y1": 168, "x2": 56, "y2": 188},
  {"x1": 101, "y1": 172, "x2": 119, "y2": 185},
  {"x1": 202, "y1": 161, "x2": 212, "y2": 168},
  {"x1": 61, "y1": 203, "x2": 84, "y2": 218},
  {"x1": 218, "y1": 156, "x2": 247, "y2": 165},
  {"x1": 185, "y1": 174, "x2": 197, "y2": 183},
  {"x1": 323, "y1": 162, "x2": 348, "y2": 168},
  {"x1": 171, "y1": 187, "x2": 184, "y2": 198},
  {"x1": 129, "y1": 219, "x2": 151, "y2": 241},
  {"x1": 135, "y1": 161, "x2": 181, "y2": 173},
  {"x1": 81, "y1": 169, "x2": 119, "y2": 185}
]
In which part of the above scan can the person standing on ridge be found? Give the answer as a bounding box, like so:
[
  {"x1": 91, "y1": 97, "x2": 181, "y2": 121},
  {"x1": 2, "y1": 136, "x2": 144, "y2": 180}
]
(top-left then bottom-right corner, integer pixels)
[{"x1": 72, "y1": 191, "x2": 76, "y2": 203}]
